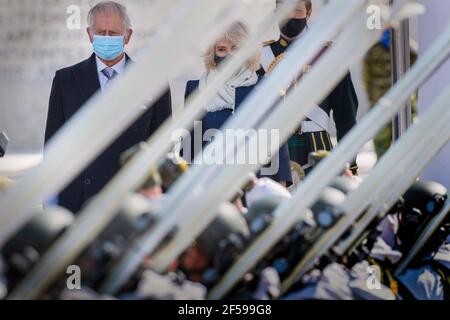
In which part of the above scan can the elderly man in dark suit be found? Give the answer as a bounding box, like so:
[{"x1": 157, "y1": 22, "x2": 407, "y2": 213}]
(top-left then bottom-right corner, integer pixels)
[{"x1": 45, "y1": 1, "x2": 172, "y2": 213}]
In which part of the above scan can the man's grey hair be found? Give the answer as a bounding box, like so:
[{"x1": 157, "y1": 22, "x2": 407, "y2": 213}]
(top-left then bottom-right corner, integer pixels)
[{"x1": 87, "y1": 1, "x2": 132, "y2": 31}]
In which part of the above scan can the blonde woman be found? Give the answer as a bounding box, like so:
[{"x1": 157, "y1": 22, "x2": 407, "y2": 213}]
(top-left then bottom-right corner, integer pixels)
[{"x1": 185, "y1": 22, "x2": 292, "y2": 185}]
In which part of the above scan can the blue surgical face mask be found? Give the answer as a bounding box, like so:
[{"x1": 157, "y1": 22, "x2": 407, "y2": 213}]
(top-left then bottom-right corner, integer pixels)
[{"x1": 92, "y1": 35, "x2": 125, "y2": 61}]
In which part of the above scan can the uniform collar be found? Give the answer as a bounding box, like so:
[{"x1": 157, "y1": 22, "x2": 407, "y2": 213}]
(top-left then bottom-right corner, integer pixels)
[{"x1": 279, "y1": 37, "x2": 289, "y2": 48}]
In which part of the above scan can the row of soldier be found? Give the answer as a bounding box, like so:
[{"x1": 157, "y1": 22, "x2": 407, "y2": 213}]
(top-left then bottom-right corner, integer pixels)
[{"x1": 0, "y1": 148, "x2": 448, "y2": 299}]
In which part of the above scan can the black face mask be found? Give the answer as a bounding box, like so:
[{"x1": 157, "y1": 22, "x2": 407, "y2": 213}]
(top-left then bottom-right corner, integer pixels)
[
  {"x1": 214, "y1": 54, "x2": 227, "y2": 66},
  {"x1": 281, "y1": 18, "x2": 307, "y2": 38}
]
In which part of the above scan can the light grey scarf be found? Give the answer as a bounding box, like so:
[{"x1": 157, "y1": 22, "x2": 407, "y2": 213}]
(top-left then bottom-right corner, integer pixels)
[{"x1": 199, "y1": 67, "x2": 258, "y2": 113}]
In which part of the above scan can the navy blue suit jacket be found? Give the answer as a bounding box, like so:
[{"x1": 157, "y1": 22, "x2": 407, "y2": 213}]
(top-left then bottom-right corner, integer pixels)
[{"x1": 45, "y1": 53, "x2": 172, "y2": 213}]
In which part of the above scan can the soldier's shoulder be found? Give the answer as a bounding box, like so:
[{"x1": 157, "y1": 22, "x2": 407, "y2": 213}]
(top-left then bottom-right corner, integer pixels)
[{"x1": 263, "y1": 40, "x2": 276, "y2": 47}]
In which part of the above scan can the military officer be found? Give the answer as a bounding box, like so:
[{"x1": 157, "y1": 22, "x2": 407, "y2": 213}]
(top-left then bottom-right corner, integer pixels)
[{"x1": 259, "y1": 0, "x2": 359, "y2": 176}]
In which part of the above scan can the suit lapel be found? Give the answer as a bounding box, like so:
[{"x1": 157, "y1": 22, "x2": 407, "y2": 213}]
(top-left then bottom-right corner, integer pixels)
[
  {"x1": 73, "y1": 53, "x2": 101, "y2": 105},
  {"x1": 70, "y1": 53, "x2": 146, "y2": 138},
  {"x1": 71, "y1": 53, "x2": 132, "y2": 110},
  {"x1": 125, "y1": 53, "x2": 133, "y2": 65}
]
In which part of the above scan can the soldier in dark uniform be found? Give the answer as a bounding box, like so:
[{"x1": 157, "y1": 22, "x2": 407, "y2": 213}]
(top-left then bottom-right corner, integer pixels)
[{"x1": 259, "y1": 0, "x2": 359, "y2": 176}]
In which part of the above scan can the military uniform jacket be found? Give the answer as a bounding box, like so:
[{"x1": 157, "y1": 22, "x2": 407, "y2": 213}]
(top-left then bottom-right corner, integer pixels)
[
  {"x1": 258, "y1": 37, "x2": 359, "y2": 142},
  {"x1": 258, "y1": 37, "x2": 359, "y2": 172}
]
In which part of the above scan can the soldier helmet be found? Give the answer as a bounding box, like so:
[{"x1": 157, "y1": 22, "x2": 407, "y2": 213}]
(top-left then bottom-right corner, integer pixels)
[
  {"x1": 158, "y1": 152, "x2": 189, "y2": 191},
  {"x1": 1, "y1": 207, "x2": 74, "y2": 278},
  {"x1": 311, "y1": 187, "x2": 346, "y2": 229},
  {"x1": 197, "y1": 203, "x2": 250, "y2": 260},
  {"x1": 329, "y1": 176, "x2": 361, "y2": 195},
  {"x1": 245, "y1": 196, "x2": 284, "y2": 236},
  {"x1": 397, "y1": 180, "x2": 448, "y2": 252},
  {"x1": 120, "y1": 142, "x2": 163, "y2": 189},
  {"x1": 402, "y1": 180, "x2": 447, "y2": 216},
  {"x1": 99, "y1": 193, "x2": 156, "y2": 240},
  {"x1": 78, "y1": 193, "x2": 156, "y2": 286},
  {"x1": 245, "y1": 177, "x2": 291, "y2": 208}
]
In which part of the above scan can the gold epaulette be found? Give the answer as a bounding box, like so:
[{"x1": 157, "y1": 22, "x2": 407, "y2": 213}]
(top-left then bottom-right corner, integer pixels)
[
  {"x1": 263, "y1": 40, "x2": 276, "y2": 46},
  {"x1": 266, "y1": 52, "x2": 285, "y2": 76}
]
